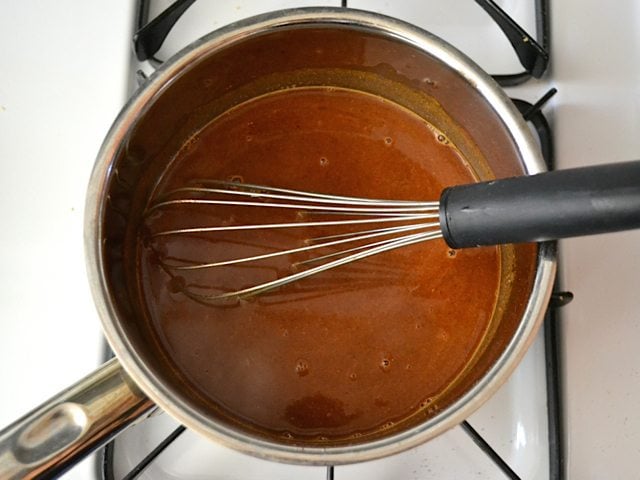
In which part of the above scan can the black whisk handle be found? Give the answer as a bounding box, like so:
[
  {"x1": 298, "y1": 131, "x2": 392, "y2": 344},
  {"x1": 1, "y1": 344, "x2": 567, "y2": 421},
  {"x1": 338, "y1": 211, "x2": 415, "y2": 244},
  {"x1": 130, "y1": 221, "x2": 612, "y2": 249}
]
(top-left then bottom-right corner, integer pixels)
[{"x1": 439, "y1": 160, "x2": 640, "y2": 249}]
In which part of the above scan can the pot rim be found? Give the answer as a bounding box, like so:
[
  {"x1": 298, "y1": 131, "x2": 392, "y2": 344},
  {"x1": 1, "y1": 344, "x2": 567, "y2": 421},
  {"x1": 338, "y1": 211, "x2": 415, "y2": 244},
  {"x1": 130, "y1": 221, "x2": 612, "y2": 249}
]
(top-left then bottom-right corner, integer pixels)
[{"x1": 85, "y1": 6, "x2": 556, "y2": 465}]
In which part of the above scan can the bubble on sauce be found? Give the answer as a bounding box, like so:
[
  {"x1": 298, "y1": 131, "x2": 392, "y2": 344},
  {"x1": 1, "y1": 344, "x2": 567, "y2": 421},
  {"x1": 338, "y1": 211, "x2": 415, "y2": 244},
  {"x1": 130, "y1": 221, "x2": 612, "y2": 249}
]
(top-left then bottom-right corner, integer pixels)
[
  {"x1": 319, "y1": 156, "x2": 329, "y2": 167},
  {"x1": 245, "y1": 135, "x2": 253, "y2": 142},
  {"x1": 348, "y1": 372, "x2": 358, "y2": 381},
  {"x1": 167, "y1": 276, "x2": 186, "y2": 294},
  {"x1": 447, "y1": 248, "x2": 458, "y2": 258},
  {"x1": 422, "y1": 77, "x2": 438, "y2": 87},
  {"x1": 405, "y1": 363, "x2": 412, "y2": 371},
  {"x1": 282, "y1": 432, "x2": 293, "y2": 439},
  {"x1": 227, "y1": 174, "x2": 244, "y2": 183},
  {"x1": 436, "y1": 133, "x2": 450, "y2": 145},
  {"x1": 380, "y1": 421, "x2": 395, "y2": 430},
  {"x1": 295, "y1": 359, "x2": 310, "y2": 377},
  {"x1": 379, "y1": 357, "x2": 392, "y2": 372},
  {"x1": 289, "y1": 262, "x2": 301, "y2": 274},
  {"x1": 436, "y1": 329, "x2": 450, "y2": 342},
  {"x1": 384, "y1": 136, "x2": 393, "y2": 146},
  {"x1": 349, "y1": 432, "x2": 363, "y2": 439},
  {"x1": 419, "y1": 397, "x2": 434, "y2": 409},
  {"x1": 281, "y1": 328, "x2": 289, "y2": 337}
]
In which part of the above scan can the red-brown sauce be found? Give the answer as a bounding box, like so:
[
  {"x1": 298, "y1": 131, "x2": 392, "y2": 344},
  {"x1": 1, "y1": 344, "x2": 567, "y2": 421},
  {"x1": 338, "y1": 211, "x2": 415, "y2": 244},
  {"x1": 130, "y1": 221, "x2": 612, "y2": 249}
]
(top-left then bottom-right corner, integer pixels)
[{"x1": 139, "y1": 87, "x2": 501, "y2": 442}]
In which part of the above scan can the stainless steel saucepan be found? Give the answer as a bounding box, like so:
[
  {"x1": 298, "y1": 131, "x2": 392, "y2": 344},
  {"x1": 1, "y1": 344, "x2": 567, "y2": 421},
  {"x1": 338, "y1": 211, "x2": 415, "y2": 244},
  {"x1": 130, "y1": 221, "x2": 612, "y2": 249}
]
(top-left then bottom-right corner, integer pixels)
[{"x1": 0, "y1": 8, "x2": 555, "y2": 478}]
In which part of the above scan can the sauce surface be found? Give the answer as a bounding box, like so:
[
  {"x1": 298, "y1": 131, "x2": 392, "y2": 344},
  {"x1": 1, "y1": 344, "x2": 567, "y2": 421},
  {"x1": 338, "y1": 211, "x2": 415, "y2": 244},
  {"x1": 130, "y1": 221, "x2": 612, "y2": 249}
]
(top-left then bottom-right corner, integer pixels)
[{"x1": 139, "y1": 87, "x2": 501, "y2": 442}]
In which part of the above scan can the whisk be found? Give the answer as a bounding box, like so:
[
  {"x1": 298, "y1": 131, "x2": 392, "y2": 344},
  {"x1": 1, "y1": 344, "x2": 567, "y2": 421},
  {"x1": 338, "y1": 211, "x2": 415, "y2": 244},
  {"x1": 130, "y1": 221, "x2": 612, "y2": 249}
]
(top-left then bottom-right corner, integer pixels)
[{"x1": 146, "y1": 160, "x2": 640, "y2": 301}]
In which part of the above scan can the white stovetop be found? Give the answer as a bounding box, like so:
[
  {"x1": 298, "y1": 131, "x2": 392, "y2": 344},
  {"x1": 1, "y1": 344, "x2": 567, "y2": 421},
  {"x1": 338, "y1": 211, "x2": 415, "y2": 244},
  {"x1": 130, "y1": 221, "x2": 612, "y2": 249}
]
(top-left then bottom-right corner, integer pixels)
[
  {"x1": 0, "y1": 2, "x2": 134, "y2": 478},
  {"x1": 1, "y1": 1, "x2": 639, "y2": 479}
]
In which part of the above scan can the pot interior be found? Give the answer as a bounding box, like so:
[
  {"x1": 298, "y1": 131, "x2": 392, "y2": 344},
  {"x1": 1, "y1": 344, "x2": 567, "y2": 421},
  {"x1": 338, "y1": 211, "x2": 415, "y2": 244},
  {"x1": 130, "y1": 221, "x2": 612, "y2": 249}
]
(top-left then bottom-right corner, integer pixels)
[{"x1": 99, "y1": 21, "x2": 539, "y2": 458}]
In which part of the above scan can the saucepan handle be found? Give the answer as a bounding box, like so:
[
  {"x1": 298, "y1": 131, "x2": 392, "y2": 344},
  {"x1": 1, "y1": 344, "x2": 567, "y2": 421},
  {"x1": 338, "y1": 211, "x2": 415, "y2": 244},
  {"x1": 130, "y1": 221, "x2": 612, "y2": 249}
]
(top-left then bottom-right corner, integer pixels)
[
  {"x1": 0, "y1": 357, "x2": 153, "y2": 479},
  {"x1": 440, "y1": 159, "x2": 640, "y2": 248}
]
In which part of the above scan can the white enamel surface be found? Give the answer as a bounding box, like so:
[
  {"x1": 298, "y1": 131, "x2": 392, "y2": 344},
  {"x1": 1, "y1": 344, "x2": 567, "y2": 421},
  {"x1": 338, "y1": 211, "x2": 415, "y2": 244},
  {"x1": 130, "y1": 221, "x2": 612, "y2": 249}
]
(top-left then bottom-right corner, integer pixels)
[
  {"x1": 0, "y1": 2, "x2": 134, "y2": 479},
  {"x1": 552, "y1": 1, "x2": 640, "y2": 478}
]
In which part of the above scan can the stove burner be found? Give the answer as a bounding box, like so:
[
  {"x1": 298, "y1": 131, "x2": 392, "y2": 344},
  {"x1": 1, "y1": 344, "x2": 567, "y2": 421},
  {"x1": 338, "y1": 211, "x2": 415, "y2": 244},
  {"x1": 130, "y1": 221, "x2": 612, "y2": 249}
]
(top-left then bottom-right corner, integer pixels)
[{"x1": 132, "y1": 0, "x2": 550, "y2": 86}]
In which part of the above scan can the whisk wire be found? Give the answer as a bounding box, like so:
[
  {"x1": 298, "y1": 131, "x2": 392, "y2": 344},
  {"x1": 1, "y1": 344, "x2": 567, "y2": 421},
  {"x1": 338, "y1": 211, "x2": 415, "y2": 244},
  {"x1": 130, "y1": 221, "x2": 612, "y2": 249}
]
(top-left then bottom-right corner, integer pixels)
[
  {"x1": 295, "y1": 230, "x2": 443, "y2": 266},
  {"x1": 182, "y1": 180, "x2": 440, "y2": 206},
  {"x1": 203, "y1": 229, "x2": 442, "y2": 302},
  {"x1": 152, "y1": 214, "x2": 438, "y2": 237},
  {"x1": 147, "y1": 182, "x2": 444, "y2": 301},
  {"x1": 164, "y1": 221, "x2": 440, "y2": 270}
]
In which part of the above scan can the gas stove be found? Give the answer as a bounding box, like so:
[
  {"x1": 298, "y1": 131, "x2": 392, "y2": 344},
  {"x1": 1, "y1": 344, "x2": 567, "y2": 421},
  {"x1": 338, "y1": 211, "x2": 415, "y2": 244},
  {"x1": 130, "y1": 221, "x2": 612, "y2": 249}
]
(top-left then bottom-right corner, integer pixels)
[{"x1": 0, "y1": 1, "x2": 638, "y2": 479}]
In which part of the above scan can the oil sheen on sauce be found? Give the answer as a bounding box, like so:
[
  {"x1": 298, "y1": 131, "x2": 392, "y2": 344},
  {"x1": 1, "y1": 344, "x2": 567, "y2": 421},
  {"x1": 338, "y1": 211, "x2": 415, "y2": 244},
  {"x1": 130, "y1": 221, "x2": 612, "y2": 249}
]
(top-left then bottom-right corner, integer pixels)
[{"x1": 139, "y1": 87, "x2": 501, "y2": 442}]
